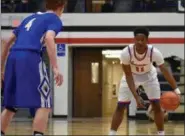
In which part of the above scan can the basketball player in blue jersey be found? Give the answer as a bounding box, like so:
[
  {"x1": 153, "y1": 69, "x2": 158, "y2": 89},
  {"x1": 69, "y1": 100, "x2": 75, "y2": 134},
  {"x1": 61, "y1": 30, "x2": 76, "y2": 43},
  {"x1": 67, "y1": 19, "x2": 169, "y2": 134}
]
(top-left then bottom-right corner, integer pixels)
[{"x1": 1, "y1": 0, "x2": 66, "y2": 135}]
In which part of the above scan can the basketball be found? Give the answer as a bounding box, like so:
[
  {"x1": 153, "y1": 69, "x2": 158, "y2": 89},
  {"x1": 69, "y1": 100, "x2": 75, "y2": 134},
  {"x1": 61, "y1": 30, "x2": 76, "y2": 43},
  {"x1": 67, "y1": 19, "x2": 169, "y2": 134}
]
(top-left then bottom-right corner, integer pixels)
[{"x1": 160, "y1": 92, "x2": 180, "y2": 111}]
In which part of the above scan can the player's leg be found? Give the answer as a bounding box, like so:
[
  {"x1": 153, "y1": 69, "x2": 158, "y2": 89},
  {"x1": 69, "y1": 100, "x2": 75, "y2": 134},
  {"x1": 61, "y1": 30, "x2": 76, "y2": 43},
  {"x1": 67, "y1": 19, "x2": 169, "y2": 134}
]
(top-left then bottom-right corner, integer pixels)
[
  {"x1": 109, "y1": 80, "x2": 132, "y2": 135},
  {"x1": 1, "y1": 108, "x2": 18, "y2": 135},
  {"x1": 144, "y1": 78, "x2": 165, "y2": 135},
  {"x1": 32, "y1": 108, "x2": 51, "y2": 135},
  {"x1": 32, "y1": 61, "x2": 51, "y2": 135},
  {"x1": 150, "y1": 100, "x2": 164, "y2": 135},
  {"x1": 15, "y1": 51, "x2": 52, "y2": 135},
  {"x1": 1, "y1": 53, "x2": 17, "y2": 135},
  {"x1": 109, "y1": 102, "x2": 130, "y2": 135}
]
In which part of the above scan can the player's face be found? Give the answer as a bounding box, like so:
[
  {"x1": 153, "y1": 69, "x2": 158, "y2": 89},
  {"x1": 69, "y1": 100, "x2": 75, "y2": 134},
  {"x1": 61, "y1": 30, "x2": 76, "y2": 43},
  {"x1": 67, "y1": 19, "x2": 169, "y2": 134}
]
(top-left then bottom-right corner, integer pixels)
[{"x1": 134, "y1": 34, "x2": 148, "y2": 52}]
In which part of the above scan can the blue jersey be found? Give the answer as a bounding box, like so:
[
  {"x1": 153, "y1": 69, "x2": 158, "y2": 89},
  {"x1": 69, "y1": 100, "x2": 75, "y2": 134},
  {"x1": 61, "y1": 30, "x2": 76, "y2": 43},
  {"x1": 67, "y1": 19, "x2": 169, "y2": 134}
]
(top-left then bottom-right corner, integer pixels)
[
  {"x1": 11, "y1": 12, "x2": 63, "y2": 52},
  {"x1": 3, "y1": 12, "x2": 62, "y2": 108}
]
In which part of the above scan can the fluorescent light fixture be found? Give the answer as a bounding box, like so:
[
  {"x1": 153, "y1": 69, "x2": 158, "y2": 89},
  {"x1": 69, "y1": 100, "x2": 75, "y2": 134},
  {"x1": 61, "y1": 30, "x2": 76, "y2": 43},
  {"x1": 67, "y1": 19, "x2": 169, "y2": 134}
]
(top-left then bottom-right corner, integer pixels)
[
  {"x1": 105, "y1": 54, "x2": 120, "y2": 58},
  {"x1": 102, "y1": 50, "x2": 122, "y2": 58},
  {"x1": 92, "y1": 0, "x2": 105, "y2": 4},
  {"x1": 102, "y1": 50, "x2": 122, "y2": 55}
]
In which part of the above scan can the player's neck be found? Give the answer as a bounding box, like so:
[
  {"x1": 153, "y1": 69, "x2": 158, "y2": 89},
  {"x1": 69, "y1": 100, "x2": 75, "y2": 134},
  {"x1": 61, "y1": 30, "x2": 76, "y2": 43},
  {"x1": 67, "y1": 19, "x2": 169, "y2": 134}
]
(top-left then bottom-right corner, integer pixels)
[
  {"x1": 46, "y1": 10, "x2": 55, "y2": 13},
  {"x1": 46, "y1": 10, "x2": 60, "y2": 17},
  {"x1": 135, "y1": 45, "x2": 147, "y2": 54}
]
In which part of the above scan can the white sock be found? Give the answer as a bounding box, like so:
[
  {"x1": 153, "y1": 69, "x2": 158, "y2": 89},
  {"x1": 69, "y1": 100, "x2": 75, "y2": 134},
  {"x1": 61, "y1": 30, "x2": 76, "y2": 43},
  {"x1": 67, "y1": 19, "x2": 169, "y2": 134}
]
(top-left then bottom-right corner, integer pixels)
[
  {"x1": 109, "y1": 130, "x2": 116, "y2": 135},
  {"x1": 158, "y1": 131, "x2": 165, "y2": 135}
]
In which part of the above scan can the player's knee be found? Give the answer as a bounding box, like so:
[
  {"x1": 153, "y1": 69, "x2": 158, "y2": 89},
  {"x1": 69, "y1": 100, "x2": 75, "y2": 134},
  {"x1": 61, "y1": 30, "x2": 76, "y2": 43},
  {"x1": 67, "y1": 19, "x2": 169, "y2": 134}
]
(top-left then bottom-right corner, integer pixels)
[
  {"x1": 116, "y1": 102, "x2": 129, "y2": 112},
  {"x1": 45, "y1": 108, "x2": 52, "y2": 114},
  {"x1": 151, "y1": 101, "x2": 161, "y2": 112},
  {"x1": 5, "y1": 107, "x2": 18, "y2": 113},
  {"x1": 36, "y1": 108, "x2": 51, "y2": 115},
  {"x1": 43, "y1": 108, "x2": 51, "y2": 113}
]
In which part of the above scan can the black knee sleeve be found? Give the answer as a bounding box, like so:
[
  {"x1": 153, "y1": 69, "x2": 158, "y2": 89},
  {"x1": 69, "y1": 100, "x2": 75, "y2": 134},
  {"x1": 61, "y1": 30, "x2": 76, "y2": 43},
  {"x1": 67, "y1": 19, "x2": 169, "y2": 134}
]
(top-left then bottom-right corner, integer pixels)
[{"x1": 5, "y1": 107, "x2": 18, "y2": 113}]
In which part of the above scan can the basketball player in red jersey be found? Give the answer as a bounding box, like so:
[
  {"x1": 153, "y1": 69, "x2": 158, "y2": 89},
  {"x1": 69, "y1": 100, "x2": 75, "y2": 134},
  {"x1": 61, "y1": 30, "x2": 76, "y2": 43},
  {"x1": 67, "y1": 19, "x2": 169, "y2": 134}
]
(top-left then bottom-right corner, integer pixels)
[{"x1": 109, "y1": 27, "x2": 181, "y2": 135}]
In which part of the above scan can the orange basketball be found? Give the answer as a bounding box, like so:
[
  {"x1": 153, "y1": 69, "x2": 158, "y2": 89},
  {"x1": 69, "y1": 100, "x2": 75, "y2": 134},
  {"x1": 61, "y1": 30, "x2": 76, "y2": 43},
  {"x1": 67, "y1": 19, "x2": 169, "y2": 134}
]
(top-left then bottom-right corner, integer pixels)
[{"x1": 160, "y1": 91, "x2": 180, "y2": 111}]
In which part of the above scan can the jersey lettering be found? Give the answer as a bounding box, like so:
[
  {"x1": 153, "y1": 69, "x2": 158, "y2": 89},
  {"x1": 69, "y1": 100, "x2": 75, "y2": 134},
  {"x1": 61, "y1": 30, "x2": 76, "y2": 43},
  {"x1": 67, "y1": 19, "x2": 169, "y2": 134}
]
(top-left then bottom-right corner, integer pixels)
[{"x1": 25, "y1": 18, "x2": 36, "y2": 31}]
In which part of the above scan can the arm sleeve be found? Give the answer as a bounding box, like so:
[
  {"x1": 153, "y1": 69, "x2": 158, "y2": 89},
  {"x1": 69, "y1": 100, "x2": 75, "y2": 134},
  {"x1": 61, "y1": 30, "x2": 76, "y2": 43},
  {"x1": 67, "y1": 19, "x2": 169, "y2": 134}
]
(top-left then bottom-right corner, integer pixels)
[
  {"x1": 152, "y1": 47, "x2": 165, "y2": 66},
  {"x1": 120, "y1": 47, "x2": 130, "y2": 65},
  {"x1": 12, "y1": 18, "x2": 26, "y2": 37},
  {"x1": 47, "y1": 16, "x2": 63, "y2": 36}
]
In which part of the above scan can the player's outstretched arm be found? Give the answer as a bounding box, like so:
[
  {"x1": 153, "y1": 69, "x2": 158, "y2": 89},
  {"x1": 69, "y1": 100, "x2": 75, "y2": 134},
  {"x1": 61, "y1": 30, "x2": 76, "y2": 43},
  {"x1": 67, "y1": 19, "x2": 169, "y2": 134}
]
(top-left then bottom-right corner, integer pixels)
[
  {"x1": 153, "y1": 47, "x2": 181, "y2": 95},
  {"x1": 122, "y1": 64, "x2": 144, "y2": 108},
  {"x1": 1, "y1": 33, "x2": 16, "y2": 75},
  {"x1": 159, "y1": 64, "x2": 181, "y2": 95}
]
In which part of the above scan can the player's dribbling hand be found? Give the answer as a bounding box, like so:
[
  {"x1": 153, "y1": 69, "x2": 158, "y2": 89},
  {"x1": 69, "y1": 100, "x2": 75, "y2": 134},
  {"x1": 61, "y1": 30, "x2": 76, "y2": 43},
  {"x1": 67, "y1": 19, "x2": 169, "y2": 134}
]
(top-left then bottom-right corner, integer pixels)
[
  {"x1": 136, "y1": 96, "x2": 145, "y2": 108},
  {"x1": 176, "y1": 93, "x2": 181, "y2": 100},
  {"x1": 176, "y1": 94, "x2": 181, "y2": 105},
  {"x1": 53, "y1": 68, "x2": 63, "y2": 86}
]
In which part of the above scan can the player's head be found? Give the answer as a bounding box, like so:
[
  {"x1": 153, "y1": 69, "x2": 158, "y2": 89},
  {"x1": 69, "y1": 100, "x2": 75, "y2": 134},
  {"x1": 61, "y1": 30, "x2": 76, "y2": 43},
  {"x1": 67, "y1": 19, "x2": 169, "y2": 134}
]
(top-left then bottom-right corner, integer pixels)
[
  {"x1": 46, "y1": 0, "x2": 67, "y2": 16},
  {"x1": 133, "y1": 27, "x2": 149, "y2": 50}
]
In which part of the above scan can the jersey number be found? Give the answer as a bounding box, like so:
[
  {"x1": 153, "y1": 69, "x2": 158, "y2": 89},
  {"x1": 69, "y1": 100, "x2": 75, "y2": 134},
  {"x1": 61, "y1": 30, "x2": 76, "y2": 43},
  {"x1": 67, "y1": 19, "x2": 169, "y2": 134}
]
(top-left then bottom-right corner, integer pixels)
[
  {"x1": 25, "y1": 18, "x2": 36, "y2": 31},
  {"x1": 136, "y1": 66, "x2": 144, "y2": 72}
]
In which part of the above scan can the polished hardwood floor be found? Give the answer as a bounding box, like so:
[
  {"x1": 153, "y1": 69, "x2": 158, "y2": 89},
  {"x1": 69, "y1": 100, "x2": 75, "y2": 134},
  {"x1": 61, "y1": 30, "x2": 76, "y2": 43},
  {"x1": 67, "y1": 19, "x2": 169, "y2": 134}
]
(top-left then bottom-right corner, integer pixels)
[{"x1": 5, "y1": 117, "x2": 184, "y2": 135}]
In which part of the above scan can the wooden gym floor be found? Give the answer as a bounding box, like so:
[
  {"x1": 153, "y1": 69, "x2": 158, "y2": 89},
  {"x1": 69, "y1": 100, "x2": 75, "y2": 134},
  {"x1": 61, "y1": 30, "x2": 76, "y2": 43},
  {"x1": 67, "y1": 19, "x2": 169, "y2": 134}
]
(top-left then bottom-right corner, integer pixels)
[{"x1": 6, "y1": 117, "x2": 184, "y2": 135}]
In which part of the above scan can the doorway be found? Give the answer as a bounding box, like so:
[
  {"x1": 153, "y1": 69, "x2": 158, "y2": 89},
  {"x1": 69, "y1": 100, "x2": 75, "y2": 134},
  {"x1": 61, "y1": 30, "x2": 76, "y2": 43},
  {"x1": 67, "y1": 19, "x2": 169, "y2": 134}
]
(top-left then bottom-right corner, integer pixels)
[
  {"x1": 72, "y1": 47, "x2": 125, "y2": 117},
  {"x1": 102, "y1": 49, "x2": 124, "y2": 117}
]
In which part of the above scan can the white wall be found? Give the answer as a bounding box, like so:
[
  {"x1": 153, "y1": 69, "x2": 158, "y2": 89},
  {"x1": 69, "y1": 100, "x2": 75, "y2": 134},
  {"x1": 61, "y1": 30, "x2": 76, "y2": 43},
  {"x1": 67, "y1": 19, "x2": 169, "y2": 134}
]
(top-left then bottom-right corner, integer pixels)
[
  {"x1": 54, "y1": 45, "x2": 68, "y2": 115},
  {"x1": 1, "y1": 13, "x2": 184, "y2": 116}
]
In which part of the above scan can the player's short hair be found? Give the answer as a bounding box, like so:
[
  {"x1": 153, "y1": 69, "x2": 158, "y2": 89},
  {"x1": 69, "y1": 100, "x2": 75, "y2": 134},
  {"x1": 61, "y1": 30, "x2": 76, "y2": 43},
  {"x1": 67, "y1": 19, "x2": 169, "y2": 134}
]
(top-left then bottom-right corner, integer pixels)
[
  {"x1": 134, "y1": 27, "x2": 150, "y2": 38},
  {"x1": 46, "y1": 0, "x2": 66, "y2": 10}
]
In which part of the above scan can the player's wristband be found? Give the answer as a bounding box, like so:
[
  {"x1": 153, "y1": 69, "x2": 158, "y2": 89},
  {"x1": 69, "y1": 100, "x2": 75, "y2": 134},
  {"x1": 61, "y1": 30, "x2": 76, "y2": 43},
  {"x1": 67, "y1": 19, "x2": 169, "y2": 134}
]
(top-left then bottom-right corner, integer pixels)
[{"x1": 174, "y1": 88, "x2": 181, "y2": 95}]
